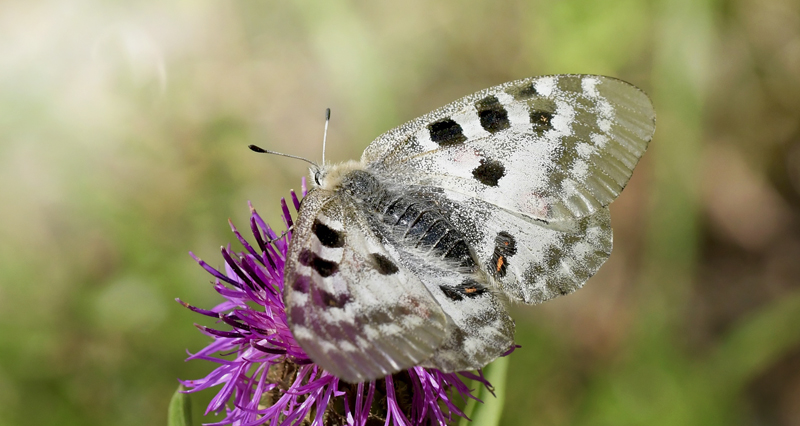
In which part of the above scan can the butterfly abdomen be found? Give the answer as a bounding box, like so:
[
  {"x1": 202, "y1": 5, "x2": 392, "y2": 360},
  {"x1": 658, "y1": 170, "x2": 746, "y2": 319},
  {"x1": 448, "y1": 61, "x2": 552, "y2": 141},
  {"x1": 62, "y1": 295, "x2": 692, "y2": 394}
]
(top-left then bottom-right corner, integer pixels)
[
  {"x1": 339, "y1": 169, "x2": 475, "y2": 269},
  {"x1": 381, "y1": 196, "x2": 475, "y2": 268}
]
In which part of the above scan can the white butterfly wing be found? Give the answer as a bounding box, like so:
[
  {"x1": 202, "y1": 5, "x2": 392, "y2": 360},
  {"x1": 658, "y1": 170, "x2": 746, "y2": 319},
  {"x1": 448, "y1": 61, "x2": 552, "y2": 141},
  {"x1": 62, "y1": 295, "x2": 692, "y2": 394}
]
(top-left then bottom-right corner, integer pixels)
[
  {"x1": 362, "y1": 203, "x2": 516, "y2": 371},
  {"x1": 363, "y1": 75, "x2": 655, "y2": 224},
  {"x1": 417, "y1": 267, "x2": 516, "y2": 372},
  {"x1": 436, "y1": 189, "x2": 613, "y2": 304},
  {"x1": 283, "y1": 189, "x2": 448, "y2": 383},
  {"x1": 282, "y1": 74, "x2": 653, "y2": 382}
]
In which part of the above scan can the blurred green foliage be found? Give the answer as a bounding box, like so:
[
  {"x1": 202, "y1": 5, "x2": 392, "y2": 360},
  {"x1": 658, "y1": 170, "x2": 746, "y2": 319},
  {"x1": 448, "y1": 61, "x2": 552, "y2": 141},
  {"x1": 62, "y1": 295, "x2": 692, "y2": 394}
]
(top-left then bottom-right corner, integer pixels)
[{"x1": 1, "y1": 0, "x2": 799, "y2": 425}]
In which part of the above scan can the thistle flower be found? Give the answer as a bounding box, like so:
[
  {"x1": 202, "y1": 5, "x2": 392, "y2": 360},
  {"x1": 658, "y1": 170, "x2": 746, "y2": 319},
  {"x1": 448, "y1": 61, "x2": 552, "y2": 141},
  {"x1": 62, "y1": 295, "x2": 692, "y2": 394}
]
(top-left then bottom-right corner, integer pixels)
[{"x1": 179, "y1": 179, "x2": 503, "y2": 425}]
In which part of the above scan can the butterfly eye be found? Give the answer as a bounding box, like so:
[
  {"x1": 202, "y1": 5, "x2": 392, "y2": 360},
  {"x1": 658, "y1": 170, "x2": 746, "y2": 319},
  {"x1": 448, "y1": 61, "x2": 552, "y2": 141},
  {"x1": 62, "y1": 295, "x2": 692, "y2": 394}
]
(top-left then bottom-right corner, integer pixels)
[{"x1": 314, "y1": 170, "x2": 322, "y2": 186}]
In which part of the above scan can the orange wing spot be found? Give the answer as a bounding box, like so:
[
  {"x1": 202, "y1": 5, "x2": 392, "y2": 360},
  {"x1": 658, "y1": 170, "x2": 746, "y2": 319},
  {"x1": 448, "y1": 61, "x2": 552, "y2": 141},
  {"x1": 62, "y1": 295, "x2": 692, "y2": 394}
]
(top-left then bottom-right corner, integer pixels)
[
  {"x1": 465, "y1": 286, "x2": 478, "y2": 294},
  {"x1": 496, "y1": 256, "x2": 505, "y2": 272}
]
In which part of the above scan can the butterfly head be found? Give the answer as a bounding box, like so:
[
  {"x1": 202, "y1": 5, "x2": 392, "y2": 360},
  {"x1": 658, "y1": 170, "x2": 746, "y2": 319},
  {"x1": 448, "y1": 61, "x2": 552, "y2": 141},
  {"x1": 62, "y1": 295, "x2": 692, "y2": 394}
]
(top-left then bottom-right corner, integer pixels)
[
  {"x1": 310, "y1": 160, "x2": 367, "y2": 192},
  {"x1": 312, "y1": 166, "x2": 323, "y2": 186}
]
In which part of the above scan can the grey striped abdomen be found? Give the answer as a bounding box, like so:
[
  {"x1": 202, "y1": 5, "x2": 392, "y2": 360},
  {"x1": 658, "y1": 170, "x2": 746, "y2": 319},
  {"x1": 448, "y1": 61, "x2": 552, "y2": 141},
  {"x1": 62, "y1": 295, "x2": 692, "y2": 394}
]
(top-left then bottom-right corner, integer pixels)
[
  {"x1": 377, "y1": 194, "x2": 474, "y2": 268},
  {"x1": 339, "y1": 169, "x2": 475, "y2": 269}
]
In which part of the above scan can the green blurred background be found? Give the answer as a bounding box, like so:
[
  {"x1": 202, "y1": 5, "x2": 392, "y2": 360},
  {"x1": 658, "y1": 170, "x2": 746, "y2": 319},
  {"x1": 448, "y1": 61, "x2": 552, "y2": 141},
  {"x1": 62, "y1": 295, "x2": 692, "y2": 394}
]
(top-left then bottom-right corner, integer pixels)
[{"x1": 2, "y1": 0, "x2": 800, "y2": 425}]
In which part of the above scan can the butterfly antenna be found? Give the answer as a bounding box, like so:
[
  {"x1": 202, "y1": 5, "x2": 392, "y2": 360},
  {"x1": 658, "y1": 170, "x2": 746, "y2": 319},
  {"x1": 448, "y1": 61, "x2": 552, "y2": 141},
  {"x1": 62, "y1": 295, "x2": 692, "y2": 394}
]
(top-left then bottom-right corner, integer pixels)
[
  {"x1": 248, "y1": 145, "x2": 318, "y2": 168},
  {"x1": 322, "y1": 108, "x2": 331, "y2": 165}
]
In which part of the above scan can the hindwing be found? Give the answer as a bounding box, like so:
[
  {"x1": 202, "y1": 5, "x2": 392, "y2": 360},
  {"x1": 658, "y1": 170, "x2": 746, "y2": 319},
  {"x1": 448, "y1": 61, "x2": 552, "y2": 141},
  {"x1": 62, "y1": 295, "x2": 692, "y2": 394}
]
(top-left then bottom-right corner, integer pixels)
[{"x1": 435, "y1": 189, "x2": 613, "y2": 304}]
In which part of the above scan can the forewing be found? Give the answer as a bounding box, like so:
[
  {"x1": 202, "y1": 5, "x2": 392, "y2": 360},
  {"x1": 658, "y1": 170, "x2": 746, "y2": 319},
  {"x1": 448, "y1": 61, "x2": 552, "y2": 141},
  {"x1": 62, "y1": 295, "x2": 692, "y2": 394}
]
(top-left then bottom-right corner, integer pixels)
[
  {"x1": 283, "y1": 189, "x2": 448, "y2": 383},
  {"x1": 363, "y1": 75, "x2": 655, "y2": 224}
]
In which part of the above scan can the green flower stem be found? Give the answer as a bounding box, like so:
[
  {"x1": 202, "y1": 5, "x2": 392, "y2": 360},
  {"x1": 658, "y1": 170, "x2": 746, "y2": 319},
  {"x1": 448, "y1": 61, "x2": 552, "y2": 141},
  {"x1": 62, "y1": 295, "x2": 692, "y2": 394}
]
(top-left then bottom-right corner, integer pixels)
[
  {"x1": 460, "y1": 356, "x2": 509, "y2": 426},
  {"x1": 168, "y1": 385, "x2": 193, "y2": 426}
]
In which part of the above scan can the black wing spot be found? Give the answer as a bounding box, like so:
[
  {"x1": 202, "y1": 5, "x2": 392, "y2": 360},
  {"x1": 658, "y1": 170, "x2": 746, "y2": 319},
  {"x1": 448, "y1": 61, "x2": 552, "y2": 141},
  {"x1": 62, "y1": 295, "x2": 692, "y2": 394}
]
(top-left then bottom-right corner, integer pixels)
[
  {"x1": 530, "y1": 110, "x2": 554, "y2": 132},
  {"x1": 475, "y1": 95, "x2": 510, "y2": 134},
  {"x1": 289, "y1": 306, "x2": 305, "y2": 325},
  {"x1": 491, "y1": 231, "x2": 517, "y2": 278},
  {"x1": 298, "y1": 248, "x2": 339, "y2": 277},
  {"x1": 312, "y1": 219, "x2": 345, "y2": 248},
  {"x1": 370, "y1": 253, "x2": 399, "y2": 275},
  {"x1": 439, "y1": 285, "x2": 463, "y2": 301},
  {"x1": 292, "y1": 275, "x2": 311, "y2": 293},
  {"x1": 458, "y1": 279, "x2": 488, "y2": 298},
  {"x1": 439, "y1": 279, "x2": 488, "y2": 302},
  {"x1": 315, "y1": 289, "x2": 350, "y2": 308},
  {"x1": 472, "y1": 158, "x2": 506, "y2": 187},
  {"x1": 428, "y1": 118, "x2": 467, "y2": 146},
  {"x1": 508, "y1": 82, "x2": 538, "y2": 100}
]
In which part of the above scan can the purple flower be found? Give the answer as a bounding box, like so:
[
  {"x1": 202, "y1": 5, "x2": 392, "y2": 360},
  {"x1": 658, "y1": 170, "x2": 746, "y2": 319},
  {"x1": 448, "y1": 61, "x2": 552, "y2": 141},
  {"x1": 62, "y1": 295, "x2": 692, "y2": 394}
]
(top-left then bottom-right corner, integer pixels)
[{"x1": 179, "y1": 178, "x2": 502, "y2": 425}]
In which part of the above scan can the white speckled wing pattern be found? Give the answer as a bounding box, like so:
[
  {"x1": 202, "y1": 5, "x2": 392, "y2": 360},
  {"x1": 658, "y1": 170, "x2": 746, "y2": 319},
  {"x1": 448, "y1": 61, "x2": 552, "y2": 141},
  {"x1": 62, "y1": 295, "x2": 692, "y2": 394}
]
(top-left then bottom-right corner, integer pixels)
[
  {"x1": 360, "y1": 75, "x2": 653, "y2": 304},
  {"x1": 362, "y1": 75, "x2": 656, "y2": 224},
  {"x1": 370, "y1": 211, "x2": 516, "y2": 372},
  {"x1": 436, "y1": 189, "x2": 613, "y2": 304},
  {"x1": 283, "y1": 189, "x2": 448, "y2": 383},
  {"x1": 282, "y1": 74, "x2": 654, "y2": 382},
  {"x1": 417, "y1": 265, "x2": 516, "y2": 371}
]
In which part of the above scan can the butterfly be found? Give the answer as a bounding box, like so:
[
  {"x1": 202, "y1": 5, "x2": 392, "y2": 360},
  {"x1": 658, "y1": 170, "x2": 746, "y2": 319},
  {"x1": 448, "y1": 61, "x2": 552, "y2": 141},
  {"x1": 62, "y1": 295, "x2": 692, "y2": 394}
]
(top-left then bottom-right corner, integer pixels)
[{"x1": 276, "y1": 75, "x2": 655, "y2": 383}]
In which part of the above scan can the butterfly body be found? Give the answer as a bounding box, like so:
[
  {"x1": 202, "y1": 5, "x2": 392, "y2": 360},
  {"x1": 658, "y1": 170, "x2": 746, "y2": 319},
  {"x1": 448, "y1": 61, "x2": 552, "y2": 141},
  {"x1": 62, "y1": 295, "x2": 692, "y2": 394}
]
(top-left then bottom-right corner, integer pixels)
[
  {"x1": 337, "y1": 168, "x2": 478, "y2": 270},
  {"x1": 282, "y1": 75, "x2": 656, "y2": 383}
]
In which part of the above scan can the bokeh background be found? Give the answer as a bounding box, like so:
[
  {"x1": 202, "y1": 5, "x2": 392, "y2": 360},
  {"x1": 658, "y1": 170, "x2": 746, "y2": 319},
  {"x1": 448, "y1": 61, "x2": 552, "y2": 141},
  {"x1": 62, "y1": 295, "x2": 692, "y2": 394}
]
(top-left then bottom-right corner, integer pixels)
[{"x1": 2, "y1": 0, "x2": 800, "y2": 425}]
